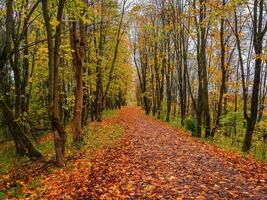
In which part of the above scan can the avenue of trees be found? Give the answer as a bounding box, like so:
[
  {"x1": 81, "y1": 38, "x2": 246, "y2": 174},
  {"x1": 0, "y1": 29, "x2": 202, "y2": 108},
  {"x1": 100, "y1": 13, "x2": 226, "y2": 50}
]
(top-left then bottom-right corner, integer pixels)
[
  {"x1": 0, "y1": 0, "x2": 133, "y2": 166},
  {"x1": 133, "y1": 0, "x2": 267, "y2": 155},
  {"x1": 0, "y1": 0, "x2": 266, "y2": 168}
]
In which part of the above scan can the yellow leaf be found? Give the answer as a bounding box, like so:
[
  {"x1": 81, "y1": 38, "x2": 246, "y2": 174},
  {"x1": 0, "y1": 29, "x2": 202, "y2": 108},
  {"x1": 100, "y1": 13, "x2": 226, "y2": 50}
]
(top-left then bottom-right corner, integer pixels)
[{"x1": 50, "y1": 18, "x2": 60, "y2": 28}]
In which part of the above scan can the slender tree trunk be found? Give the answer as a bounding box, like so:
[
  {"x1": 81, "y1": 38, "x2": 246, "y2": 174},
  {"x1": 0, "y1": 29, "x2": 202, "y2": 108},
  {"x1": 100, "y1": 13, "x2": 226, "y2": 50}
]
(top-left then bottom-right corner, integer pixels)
[
  {"x1": 0, "y1": 0, "x2": 42, "y2": 159},
  {"x1": 199, "y1": 0, "x2": 211, "y2": 138},
  {"x1": 102, "y1": 0, "x2": 126, "y2": 104},
  {"x1": 166, "y1": 35, "x2": 172, "y2": 122},
  {"x1": 94, "y1": 1, "x2": 105, "y2": 122},
  {"x1": 242, "y1": 0, "x2": 266, "y2": 152},
  {"x1": 258, "y1": 65, "x2": 266, "y2": 122},
  {"x1": 42, "y1": 0, "x2": 67, "y2": 166},
  {"x1": 12, "y1": 53, "x2": 22, "y2": 119},
  {"x1": 212, "y1": 0, "x2": 226, "y2": 136},
  {"x1": 70, "y1": 20, "x2": 85, "y2": 143},
  {"x1": 0, "y1": 100, "x2": 42, "y2": 159}
]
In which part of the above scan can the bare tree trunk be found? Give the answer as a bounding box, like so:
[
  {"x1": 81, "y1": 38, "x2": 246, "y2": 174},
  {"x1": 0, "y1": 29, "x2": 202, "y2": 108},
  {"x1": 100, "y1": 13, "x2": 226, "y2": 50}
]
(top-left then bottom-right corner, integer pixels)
[
  {"x1": 258, "y1": 64, "x2": 266, "y2": 122},
  {"x1": 0, "y1": 0, "x2": 42, "y2": 159},
  {"x1": 70, "y1": 20, "x2": 85, "y2": 143},
  {"x1": 0, "y1": 100, "x2": 42, "y2": 159},
  {"x1": 42, "y1": 0, "x2": 67, "y2": 166},
  {"x1": 193, "y1": 0, "x2": 203, "y2": 137},
  {"x1": 243, "y1": 0, "x2": 267, "y2": 152},
  {"x1": 102, "y1": 0, "x2": 126, "y2": 104},
  {"x1": 199, "y1": 0, "x2": 211, "y2": 138},
  {"x1": 166, "y1": 35, "x2": 172, "y2": 122},
  {"x1": 94, "y1": 1, "x2": 105, "y2": 122},
  {"x1": 212, "y1": 0, "x2": 226, "y2": 136}
]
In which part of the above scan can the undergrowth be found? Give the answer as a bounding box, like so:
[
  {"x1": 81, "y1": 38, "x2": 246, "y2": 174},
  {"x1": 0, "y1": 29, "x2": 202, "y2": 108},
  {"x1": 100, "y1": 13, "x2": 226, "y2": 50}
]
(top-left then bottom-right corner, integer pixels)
[
  {"x1": 150, "y1": 106, "x2": 267, "y2": 162},
  {"x1": 0, "y1": 109, "x2": 124, "y2": 199},
  {"x1": 0, "y1": 109, "x2": 121, "y2": 175}
]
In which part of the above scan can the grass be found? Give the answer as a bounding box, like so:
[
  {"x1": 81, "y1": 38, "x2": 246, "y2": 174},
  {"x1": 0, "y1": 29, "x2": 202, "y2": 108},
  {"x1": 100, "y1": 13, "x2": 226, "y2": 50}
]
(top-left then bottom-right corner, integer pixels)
[
  {"x1": 84, "y1": 124, "x2": 123, "y2": 151},
  {"x1": 28, "y1": 179, "x2": 42, "y2": 190},
  {"x1": 0, "y1": 142, "x2": 29, "y2": 174},
  {"x1": 204, "y1": 133, "x2": 267, "y2": 161},
  {"x1": 0, "y1": 192, "x2": 4, "y2": 199},
  {"x1": 102, "y1": 109, "x2": 118, "y2": 120},
  {"x1": 0, "y1": 142, "x2": 16, "y2": 174},
  {"x1": 150, "y1": 111, "x2": 186, "y2": 132},
  {"x1": 149, "y1": 105, "x2": 266, "y2": 162},
  {"x1": 0, "y1": 109, "x2": 124, "y2": 199},
  {"x1": 0, "y1": 109, "x2": 121, "y2": 175}
]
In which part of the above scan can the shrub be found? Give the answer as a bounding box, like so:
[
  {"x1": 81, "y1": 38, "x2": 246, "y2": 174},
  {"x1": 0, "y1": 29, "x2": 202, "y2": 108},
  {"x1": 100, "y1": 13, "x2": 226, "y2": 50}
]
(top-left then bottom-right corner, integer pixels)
[
  {"x1": 184, "y1": 117, "x2": 198, "y2": 136},
  {"x1": 220, "y1": 111, "x2": 245, "y2": 137}
]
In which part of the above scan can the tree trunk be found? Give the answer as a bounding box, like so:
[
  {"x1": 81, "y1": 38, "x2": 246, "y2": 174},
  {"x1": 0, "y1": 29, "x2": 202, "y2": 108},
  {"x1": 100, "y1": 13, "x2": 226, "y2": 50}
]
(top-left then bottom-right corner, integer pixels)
[
  {"x1": 70, "y1": 20, "x2": 85, "y2": 143},
  {"x1": 199, "y1": 0, "x2": 211, "y2": 138},
  {"x1": 42, "y1": 0, "x2": 67, "y2": 166},
  {"x1": 0, "y1": 100, "x2": 42, "y2": 159},
  {"x1": 242, "y1": 0, "x2": 266, "y2": 152},
  {"x1": 166, "y1": 36, "x2": 172, "y2": 122},
  {"x1": 212, "y1": 0, "x2": 226, "y2": 136}
]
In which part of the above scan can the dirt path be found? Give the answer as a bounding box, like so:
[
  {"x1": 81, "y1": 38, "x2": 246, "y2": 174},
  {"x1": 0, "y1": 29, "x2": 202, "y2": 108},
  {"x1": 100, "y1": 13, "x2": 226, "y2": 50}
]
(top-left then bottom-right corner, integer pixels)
[{"x1": 85, "y1": 107, "x2": 267, "y2": 200}]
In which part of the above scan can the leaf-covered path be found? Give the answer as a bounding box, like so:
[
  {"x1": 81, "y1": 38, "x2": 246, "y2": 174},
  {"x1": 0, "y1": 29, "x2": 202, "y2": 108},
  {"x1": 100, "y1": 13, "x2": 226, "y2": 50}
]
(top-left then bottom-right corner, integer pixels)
[{"x1": 85, "y1": 107, "x2": 267, "y2": 199}]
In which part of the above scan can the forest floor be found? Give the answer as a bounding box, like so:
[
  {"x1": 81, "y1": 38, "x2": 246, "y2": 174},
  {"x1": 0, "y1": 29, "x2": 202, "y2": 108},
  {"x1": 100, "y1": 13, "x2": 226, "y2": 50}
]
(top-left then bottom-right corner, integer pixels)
[
  {"x1": 84, "y1": 107, "x2": 267, "y2": 200},
  {"x1": 1, "y1": 107, "x2": 267, "y2": 199}
]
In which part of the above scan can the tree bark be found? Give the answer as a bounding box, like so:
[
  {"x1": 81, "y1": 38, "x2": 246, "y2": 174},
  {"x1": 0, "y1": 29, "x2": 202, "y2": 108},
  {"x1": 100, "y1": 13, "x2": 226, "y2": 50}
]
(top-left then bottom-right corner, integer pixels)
[
  {"x1": 242, "y1": 0, "x2": 267, "y2": 152},
  {"x1": 212, "y1": 0, "x2": 226, "y2": 136},
  {"x1": 0, "y1": 99, "x2": 42, "y2": 159},
  {"x1": 70, "y1": 20, "x2": 85, "y2": 143},
  {"x1": 42, "y1": 0, "x2": 67, "y2": 166}
]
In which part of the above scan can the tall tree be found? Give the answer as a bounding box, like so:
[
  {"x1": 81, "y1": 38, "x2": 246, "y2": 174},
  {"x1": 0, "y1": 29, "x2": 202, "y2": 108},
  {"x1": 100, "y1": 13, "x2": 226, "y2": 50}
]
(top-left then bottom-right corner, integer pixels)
[
  {"x1": 242, "y1": 0, "x2": 267, "y2": 152},
  {"x1": 42, "y1": 0, "x2": 67, "y2": 166},
  {"x1": 212, "y1": 0, "x2": 227, "y2": 136},
  {"x1": 0, "y1": 0, "x2": 42, "y2": 159},
  {"x1": 70, "y1": 19, "x2": 86, "y2": 143}
]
